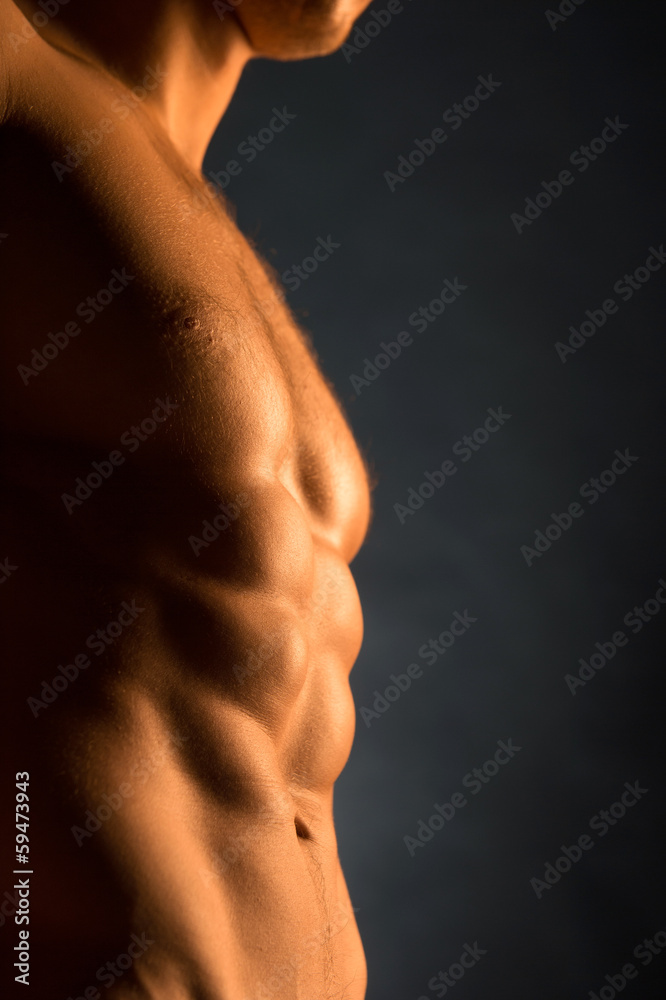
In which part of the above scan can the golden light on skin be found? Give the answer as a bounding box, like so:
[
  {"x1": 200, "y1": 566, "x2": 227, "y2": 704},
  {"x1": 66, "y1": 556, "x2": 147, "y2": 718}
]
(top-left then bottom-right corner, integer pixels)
[
  {"x1": 11, "y1": 0, "x2": 376, "y2": 168},
  {"x1": 1, "y1": 0, "x2": 375, "y2": 993},
  {"x1": 234, "y1": 0, "x2": 378, "y2": 59}
]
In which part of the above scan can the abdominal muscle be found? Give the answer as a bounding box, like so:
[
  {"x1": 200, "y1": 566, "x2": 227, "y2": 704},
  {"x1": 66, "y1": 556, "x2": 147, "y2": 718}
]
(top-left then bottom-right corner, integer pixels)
[
  {"x1": 1, "y1": 486, "x2": 368, "y2": 999},
  {"x1": 0, "y1": 442, "x2": 368, "y2": 998},
  {"x1": 177, "y1": 510, "x2": 366, "y2": 999},
  {"x1": 96, "y1": 526, "x2": 368, "y2": 1000},
  {"x1": 0, "y1": 57, "x2": 369, "y2": 992},
  {"x1": 1, "y1": 282, "x2": 369, "y2": 998}
]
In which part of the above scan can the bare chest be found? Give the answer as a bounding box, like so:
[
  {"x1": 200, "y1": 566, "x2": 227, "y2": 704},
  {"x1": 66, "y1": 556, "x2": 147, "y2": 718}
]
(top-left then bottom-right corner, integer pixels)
[{"x1": 1, "y1": 85, "x2": 370, "y2": 555}]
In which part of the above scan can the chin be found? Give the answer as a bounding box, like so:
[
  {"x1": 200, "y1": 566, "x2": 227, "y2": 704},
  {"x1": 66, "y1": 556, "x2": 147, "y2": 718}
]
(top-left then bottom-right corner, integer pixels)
[{"x1": 235, "y1": 0, "x2": 370, "y2": 60}]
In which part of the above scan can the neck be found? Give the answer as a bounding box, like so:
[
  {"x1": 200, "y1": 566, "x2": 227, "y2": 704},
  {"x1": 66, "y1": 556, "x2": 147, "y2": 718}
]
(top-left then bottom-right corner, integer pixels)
[{"x1": 23, "y1": 0, "x2": 254, "y2": 171}]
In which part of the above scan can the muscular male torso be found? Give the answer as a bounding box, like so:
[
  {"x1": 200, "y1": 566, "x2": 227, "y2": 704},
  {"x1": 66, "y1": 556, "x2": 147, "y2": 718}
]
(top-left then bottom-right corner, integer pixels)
[{"x1": 1, "y1": 14, "x2": 370, "y2": 998}]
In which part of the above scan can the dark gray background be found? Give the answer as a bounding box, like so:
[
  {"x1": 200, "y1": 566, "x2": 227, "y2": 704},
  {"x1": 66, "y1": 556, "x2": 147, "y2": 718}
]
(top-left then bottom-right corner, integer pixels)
[{"x1": 205, "y1": 1, "x2": 665, "y2": 997}]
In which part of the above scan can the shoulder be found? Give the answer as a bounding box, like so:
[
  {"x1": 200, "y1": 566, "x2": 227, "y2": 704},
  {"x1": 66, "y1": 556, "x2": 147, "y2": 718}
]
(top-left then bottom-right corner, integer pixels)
[
  {"x1": 0, "y1": 0, "x2": 32, "y2": 123},
  {"x1": 1, "y1": 0, "x2": 75, "y2": 127},
  {"x1": 0, "y1": 1, "x2": 82, "y2": 124}
]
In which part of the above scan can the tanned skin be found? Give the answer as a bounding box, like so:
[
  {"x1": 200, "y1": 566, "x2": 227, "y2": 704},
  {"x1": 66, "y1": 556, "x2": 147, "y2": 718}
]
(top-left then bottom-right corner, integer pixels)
[{"x1": 0, "y1": 1, "x2": 374, "y2": 996}]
